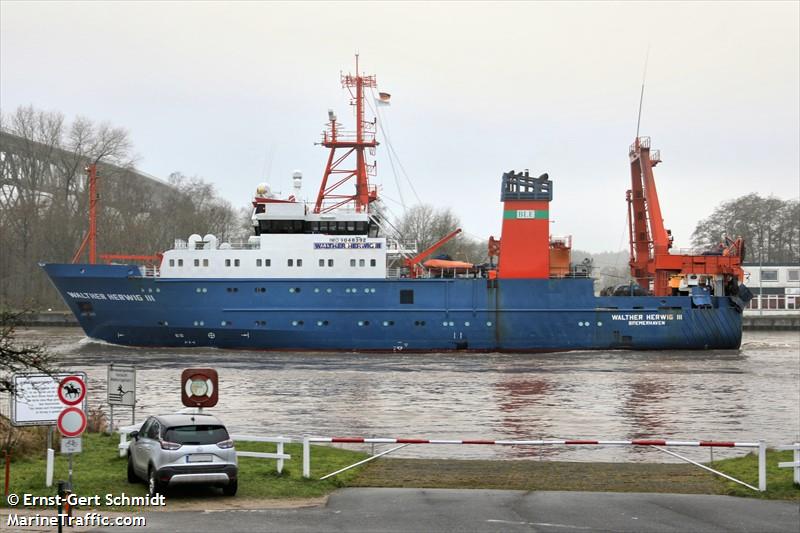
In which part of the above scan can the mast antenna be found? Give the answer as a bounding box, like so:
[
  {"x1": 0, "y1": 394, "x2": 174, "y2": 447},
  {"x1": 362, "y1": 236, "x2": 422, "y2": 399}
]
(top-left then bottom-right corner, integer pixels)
[{"x1": 635, "y1": 45, "x2": 650, "y2": 139}]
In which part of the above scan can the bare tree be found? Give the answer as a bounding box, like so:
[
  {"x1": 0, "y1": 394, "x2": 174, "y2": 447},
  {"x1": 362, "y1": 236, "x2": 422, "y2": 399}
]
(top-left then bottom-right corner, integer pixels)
[
  {"x1": 692, "y1": 194, "x2": 799, "y2": 263},
  {"x1": 0, "y1": 310, "x2": 55, "y2": 395}
]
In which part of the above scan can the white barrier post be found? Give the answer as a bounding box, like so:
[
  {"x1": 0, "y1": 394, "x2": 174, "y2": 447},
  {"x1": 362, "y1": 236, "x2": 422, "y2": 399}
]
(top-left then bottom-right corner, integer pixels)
[
  {"x1": 795, "y1": 444, "x2": 800, "y2": 485},
  {"x1": 302, "y1": 437, "x2": 310, "y2": 479},
  {"x1": 45, "y1": 448, "x2": 54, "y2": 487},
  {"x1": 119, "y1": 431, "x2": 127, "y2": 458},
  {"x1": 758, "y1": 440, "x2": 767, "y2": 492},
  {"x1": 277, "y1": 437, "x2": 284, "y2": 474}
]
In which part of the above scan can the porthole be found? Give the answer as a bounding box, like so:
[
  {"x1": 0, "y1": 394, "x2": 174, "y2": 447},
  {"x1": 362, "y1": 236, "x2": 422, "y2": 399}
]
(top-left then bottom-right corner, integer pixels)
[
  {"x1": 289, "y1": 288, "x2": 295, "y2": 293},
  {"x1": 326, "y1": 288, "x2": 333, "y2": 293},
  {"x1": 364, "y1": 288, "x2": 370, "y2": 293},
  {"x1": 358, "y1": 320, "x2": 364, "y2": 326},
  {"x1": 370, "y1": 288, "x2": 376, "y2": 293},
  {"x1": 221, "y1": 320, "x2": 227, "y2": 326},
  {"x1": 597, "y1": 321, "x2": 603, "y2": 327},
  {"x1": 202, "y1": 288, "x2": 207, "y2": 293},
  {"x1": 345, "y1": 288, "x2": 351, "y2": 293},
  {"x1": 486, "y1": 321, "x2": 493, "y2": 327},
  {"x1": 314, "y1": 288, "x2": 320, "y2": 293},
  {"x1": 156, "y1": 288, "x2": 161, "y2": 293},
  {"x1": 443, "y1": 321, "x2": 449, "y2": 326},
  {"x1": 196, "y1": 288, "x2": 201, "y2": 293},
  {"x1": 464, "y1": 321, "x2": 470, "y2": 327},
  {"x1": 578, "y1": 321, "x2": 584, "y2": 326}
]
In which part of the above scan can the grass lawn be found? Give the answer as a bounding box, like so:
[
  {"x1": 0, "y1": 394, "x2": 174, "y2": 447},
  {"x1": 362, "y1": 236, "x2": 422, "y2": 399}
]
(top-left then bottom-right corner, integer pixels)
[{"x1": 351, "y1": 450, "x2": 799, "y2": 501}]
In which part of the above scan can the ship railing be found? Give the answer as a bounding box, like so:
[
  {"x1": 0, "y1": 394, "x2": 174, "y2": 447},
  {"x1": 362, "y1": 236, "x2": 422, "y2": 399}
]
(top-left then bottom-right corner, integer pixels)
[
  {"x1": 386, "y1": 239, "x2": 418, "y2": 255},
  {"x1": 139, "y1": 265, "x2": 160, "y2": 278},
  {"x1": 221, "y1": 239, "x2": 261, "y2": 250}
]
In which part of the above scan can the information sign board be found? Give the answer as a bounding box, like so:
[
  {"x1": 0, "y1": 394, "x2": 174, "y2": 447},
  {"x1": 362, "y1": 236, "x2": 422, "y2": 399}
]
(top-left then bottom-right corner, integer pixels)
[
  {"x1": 10, "y1": 373, "x2": 88, "y2": 426},
  {"x1": 107, "y1": 364, "x2": 136, "y2": 406}
]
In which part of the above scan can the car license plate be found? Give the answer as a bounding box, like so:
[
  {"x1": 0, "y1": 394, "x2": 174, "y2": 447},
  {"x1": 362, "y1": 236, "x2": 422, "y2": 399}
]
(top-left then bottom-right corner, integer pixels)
[{"x1": 187, "y1": 454, "x2": 213, "y2": 463}]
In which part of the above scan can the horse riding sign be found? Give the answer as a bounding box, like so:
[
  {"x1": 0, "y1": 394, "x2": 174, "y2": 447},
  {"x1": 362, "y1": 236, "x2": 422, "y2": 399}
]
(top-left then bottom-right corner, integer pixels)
[
  {"x1": 10, "y1": 372, "x2": 88, "y2": 426},
  {"x1": 58, "y1": 375, "x2": 86, "y2": 406}
]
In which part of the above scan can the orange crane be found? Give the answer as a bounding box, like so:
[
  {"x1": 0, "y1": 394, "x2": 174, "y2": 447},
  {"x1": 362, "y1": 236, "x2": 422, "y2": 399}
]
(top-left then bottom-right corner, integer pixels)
[
  {"x1": 627, "y1": 136, "x2": 744, "y2": 296},
  {"x1": 405, "y1": 228, "x2": 462, "y2": 278}
]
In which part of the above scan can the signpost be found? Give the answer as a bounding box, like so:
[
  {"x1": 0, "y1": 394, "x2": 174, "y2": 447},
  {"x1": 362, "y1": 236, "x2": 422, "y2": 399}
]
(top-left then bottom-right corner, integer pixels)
[
  {"x1": 107, "y1": 364, "x2": 136, "y2": 431},
  {"x1": 10, "y1": 373, "x2": 87, "y2": 426},
  {"x1": 55, "y1": 375, "x2": 88, "y2": 489}
]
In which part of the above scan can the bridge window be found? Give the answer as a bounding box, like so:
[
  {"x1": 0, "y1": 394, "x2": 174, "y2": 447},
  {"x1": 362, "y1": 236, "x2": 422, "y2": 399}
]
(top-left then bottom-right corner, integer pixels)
[
  {"x1": 288, "y1": 259, "x2": 294, "y2": 267},
  {"x1": 328, "y1": 259, "x2": 334, "y2": 267},
  {"x1": 234, "y1": 259, "x2": 240, "y2": 267},
  {"x1": 350, "y1": 259, "x2": 356, "y2": 267},
  {"x1": 225, "y1": 259, "x2": 231, "y2": 267},
  {"x1": 319, "y1": 259, "x2": 325, "y2": 267},
  {"x1": 178, "y1": 259, "x2": 183, "y2": 267},
  {"x1": 297, "y1": 259, "x2": 303, "y2": 267},
  {"x1": 265, "y1": 259, "x2": 271, "y2": 267},
  {"x1": 257, "y1": 259, "x2": 262, "y2": 267},
  {"x1": 400, "y1": 290, "x2": 414, "y2": 304},
  {"x1": 371, "y1": 259, "x2": 377, "y2": 267},
  {"x1": 203, "y1": 259, "x2": 209, "y2": 267},
  {"x1": 359, "y1": 259, "x2": 365, "y2": 267},
  {"x1": 169, "y1": 259, "x2": 175, "y2": 267},
  {"x1": 194, "y1": 259, "x2": 200, "y2": 267}
]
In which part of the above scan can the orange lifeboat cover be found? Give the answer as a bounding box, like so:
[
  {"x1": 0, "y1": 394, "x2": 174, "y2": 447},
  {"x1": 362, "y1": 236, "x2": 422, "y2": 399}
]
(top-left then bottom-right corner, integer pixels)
[{"x1": 423, "y1": 259, "x2": 474, "y2": 269}]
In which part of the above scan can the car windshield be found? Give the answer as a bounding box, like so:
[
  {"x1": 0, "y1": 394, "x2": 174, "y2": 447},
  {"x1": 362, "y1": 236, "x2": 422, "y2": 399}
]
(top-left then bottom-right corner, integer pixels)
[{"x1": 163, "y1": 425, "x2": 229, "y2": 445}]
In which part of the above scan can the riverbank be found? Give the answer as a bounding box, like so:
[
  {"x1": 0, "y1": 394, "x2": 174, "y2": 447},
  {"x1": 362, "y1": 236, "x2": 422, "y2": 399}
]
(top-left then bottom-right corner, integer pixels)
[{"x1": 2, "y1": 434, "x2": 797, "y2": 511}]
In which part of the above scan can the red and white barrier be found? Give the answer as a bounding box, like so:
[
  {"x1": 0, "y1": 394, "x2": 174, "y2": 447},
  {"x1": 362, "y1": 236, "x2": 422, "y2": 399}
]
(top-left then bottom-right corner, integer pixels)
[
  {"x1": 311, "y1": 437, "x2": 760, "y2": 447},
  {"x1": 302, "y1": 435, "x2": 767, "y2": 491}
]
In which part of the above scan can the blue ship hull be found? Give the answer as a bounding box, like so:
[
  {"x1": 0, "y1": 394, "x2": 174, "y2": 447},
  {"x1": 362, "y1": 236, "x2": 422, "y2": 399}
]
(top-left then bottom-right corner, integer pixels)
[{"x1": 42, "y1": 263, "x2": 743, "y2": 351}]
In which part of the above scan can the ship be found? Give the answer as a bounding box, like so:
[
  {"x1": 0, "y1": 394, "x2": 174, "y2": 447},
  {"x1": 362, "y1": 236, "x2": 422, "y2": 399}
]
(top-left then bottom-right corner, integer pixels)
[{"x1": 42, "y1": 58, "x2": 752, "y2": 352}]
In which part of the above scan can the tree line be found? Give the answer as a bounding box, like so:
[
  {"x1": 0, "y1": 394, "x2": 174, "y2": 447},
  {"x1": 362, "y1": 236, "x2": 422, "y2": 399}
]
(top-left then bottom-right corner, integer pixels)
[
  {"x1": 691, "y1": 194, "x2": 799, "y2": 264},
  {"x1": 0, "y1": 106, "x2": 240, "y2": 310}
]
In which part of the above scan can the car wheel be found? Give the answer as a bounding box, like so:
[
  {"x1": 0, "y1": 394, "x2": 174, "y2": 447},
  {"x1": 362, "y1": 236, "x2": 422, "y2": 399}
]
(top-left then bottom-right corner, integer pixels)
[
  {"x1": 222, "y1": 479, "x2": 238, "y2": 497},
  {"x1": 127, "y1": 455, "x2": 137, "y2": 483},
  {"x1": 148, "y1": 467, "x2": 163, "y2": 497}
]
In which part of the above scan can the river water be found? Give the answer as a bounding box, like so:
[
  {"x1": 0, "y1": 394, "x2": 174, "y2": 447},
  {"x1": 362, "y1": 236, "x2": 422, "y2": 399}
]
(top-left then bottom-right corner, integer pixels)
[{"x1": 10, "y1": 328, "x2": 800, "y2": 463}]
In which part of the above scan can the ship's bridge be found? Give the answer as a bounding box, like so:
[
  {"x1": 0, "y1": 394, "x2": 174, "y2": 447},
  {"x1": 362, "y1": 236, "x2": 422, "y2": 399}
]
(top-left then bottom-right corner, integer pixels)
[{"x1": 252, "y1": 198, "x2": 379, "y2": 237}]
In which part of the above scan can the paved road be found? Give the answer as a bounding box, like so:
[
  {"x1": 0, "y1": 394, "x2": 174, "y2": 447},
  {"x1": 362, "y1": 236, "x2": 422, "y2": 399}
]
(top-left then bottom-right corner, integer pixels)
[{"x1": 87, "y1": 488, "x2": 800, "y2": 533}]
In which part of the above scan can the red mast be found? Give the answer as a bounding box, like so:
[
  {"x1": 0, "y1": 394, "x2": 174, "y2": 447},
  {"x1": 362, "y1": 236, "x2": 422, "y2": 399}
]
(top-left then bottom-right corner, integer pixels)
[
  {"x1": 314, "y1": 55, "x2": 379, "y2": 213},
  {"x1": 71, "y1": 164, "x2": 99, "y2": 264}
]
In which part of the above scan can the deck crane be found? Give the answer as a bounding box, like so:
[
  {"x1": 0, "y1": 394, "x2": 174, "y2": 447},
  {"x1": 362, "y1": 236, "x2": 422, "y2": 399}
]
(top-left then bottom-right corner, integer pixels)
[
  {"x1": 627, "y1": 137, "x2": 746, "y2": 298},
  {"x1": 404, "y1": 228, "x2": 462, "y2": 278}
]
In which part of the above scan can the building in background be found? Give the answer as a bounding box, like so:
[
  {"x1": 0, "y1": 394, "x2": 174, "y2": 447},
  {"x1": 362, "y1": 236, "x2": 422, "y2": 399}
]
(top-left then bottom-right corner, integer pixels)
[{"x1": 742, "y1": 264, "x2": 800, "y2": 314}]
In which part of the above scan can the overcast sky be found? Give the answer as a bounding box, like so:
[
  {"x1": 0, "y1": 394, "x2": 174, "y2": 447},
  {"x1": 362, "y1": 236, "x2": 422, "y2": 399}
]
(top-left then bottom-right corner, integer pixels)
[{"x1": 2, "y1": 1, "x2": 798, "y2": 253}]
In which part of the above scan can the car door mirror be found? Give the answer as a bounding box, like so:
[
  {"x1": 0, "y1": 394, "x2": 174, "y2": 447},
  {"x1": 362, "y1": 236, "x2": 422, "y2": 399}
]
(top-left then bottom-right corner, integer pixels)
[{"x1": 130, "y1": 431, "x2": 139, "y2": 441}]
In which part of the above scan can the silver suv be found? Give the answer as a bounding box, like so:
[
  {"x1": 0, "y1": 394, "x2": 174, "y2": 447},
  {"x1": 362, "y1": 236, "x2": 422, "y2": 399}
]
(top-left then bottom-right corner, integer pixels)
[{"x1": 127, "y1": 413, "x2": 238, "y2": 496}]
